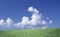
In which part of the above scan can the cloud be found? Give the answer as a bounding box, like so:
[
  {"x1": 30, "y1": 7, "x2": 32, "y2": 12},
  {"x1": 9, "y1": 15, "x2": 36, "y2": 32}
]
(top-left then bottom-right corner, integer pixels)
[
  {"x1": 41, "y1": 20, "x2": 47, "y2": 25},
  {"x1": 28, "y1": 7, "x2": 34, "y2": 12},
  {"x1": 21, "y1": 16, "x2": 29, "y2": 25},
  {"x1": 0, "y1": 19, "x2": 5, "y2": 25},
  {"x1": 15, "y1": 7, "x2": 53, "y2": 29},
  {"x1": 0, "y1": 18, "x2": 14, "y2": 28},
  {"x1": 15, "y1": 16, "x2": 30, "y2": 27},
  {"x1": 49, "y1": 20, "x2": 53, "y2": 24},
  {"x1": 6, "y1": 18, "x2": 14, "y2": 26},
  {"x1": 0, "y1": 7, "x2": 53, "y2": 29},
  {"x1": 15, "y1": 7, "x2": 41, "y2": 27},
  {"x1": 28, "y1": 7, "x2": 39, "y2": 14},
  {"x1": 30, "y1": 14, "x2": 41, "y2": 25}
]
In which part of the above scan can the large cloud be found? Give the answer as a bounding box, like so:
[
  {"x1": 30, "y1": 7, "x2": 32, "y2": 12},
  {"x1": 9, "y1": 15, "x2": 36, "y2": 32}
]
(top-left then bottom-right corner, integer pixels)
[
  {"x1": 15, "y1": 7, "x2": 53, "y2": 29},
  {"x1": 0, "y1": 7, "x2": 53, "y2": 29}
]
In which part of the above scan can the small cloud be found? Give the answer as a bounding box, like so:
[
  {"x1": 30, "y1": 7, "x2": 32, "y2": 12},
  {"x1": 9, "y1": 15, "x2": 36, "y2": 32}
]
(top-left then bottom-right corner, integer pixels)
[
  {"x1": 28, "y1": 7, "x2": 34, "y2": 12},
  {"x1": 41, "y1": 20, "x2": 47, "y2": 25},
  {"x1": 14, "y1": 16, "x2": 29, "y2": 27},
  {"x1": 0, "y1": 19, "x2": 5, "y2": 25},
  {"x1": 49, "y1": 20, "x2": 53, "y2": 24},
  {"x1": 6, "y1": 17, "x2": 14, "y2": 26},
  {"x1": 0, "y1": 18, "x2": 14, "y2": 28}
]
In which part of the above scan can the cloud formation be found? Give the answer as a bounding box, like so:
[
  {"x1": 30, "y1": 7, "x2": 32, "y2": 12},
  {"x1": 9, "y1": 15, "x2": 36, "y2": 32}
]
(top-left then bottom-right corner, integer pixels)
[
  {"x1": 0, "y1": 18, "x2": 14, "y2": 28},
  {"x1": 15, "y1": 7, "x2": 52, "y2": 29},
  {"x1": 0, "y1": 7, "x2": 53, "y2": 29}
]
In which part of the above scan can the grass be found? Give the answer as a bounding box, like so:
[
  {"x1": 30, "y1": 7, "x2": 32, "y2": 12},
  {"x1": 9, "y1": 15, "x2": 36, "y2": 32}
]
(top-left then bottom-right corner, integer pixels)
[{"x1": 0, "y1": 28, "x2": 60, "y2": 37}]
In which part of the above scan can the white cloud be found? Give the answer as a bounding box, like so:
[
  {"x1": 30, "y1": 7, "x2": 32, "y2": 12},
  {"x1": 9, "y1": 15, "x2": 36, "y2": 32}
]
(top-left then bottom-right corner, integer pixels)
[
  {"x1": 0, "y1": 19, "x2": 5, "y2": 25},
  {"x1": 49, "y1": 20, "x2": 53, "y2": 24},
  {"x1": 15, "y1": 7, "x2": 53, "y2": 29},
  {"x1": 21, "y1": 16, "x2": 29, "y2": 25},
  {"x1": 14, "y1": 16, "x2": 29, "y2": 27},
  {"x1": 15, "y1": 7, "x2": 42, "y2": 27},
  {"x1": 33, "y1": 8, "x2": 39, "y2": 14},
  {"x1": 28, "y1": 7, "x2": 42, "y2": 25},
  {"x1": 41, "y1": 20, "x2": 47, "y2": 25},
  {"x1": 6, "y1": 18, "x2": 13, "y2": 26},
  {"x1": 28, "y1": 7, "x2": 34, "y2": 12},
  {"x1": 0, "y1": 7, "x2": 53, "y2": 29},
  {"x1": 30, "y1": 14, "x2": 41, "y2": 25},
  {"x1": 14, "y1": 23, "x2": 23, "y2": 27},
  {"x1": 0, "y1": 18, "x2": 14, "y2": 28}
]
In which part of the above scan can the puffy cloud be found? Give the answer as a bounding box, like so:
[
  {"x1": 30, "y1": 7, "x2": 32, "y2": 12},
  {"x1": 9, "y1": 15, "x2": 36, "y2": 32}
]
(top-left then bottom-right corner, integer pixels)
[
  {"x1": 33, "y1": 8, "x2": 39, "y2": 14},
  {"x1": 14, "y1": 16, "x2": 29, "y2": 27},
  {"x1": 15, "y1": 7, "x2": 53, "y2": 29},
  {"x1": 14, "y1": 22, "x2": 23, "y2": 27},
  {"x1": 6, "y1": 18, "x2": 14, "y2": 26},
  {"x1": 28, "y1": 7, "x2": 34, "y2": 12},
  {"x1": 28, "y1": 7, "x2": 39, "y2": 14},
  {"x1": 30, "y1": 14, "x2": 41, "y2": 25},
  {"x1": 0, "y1": 19, "x2": 5, "y2": 25},
  {"x1": 0, "y1": 18, "x2": 14, "y2": 28},
  {"x1": 21, "y1": 16, "x2": 29, "y2": 25},
  {"x1": 0, "y1": 7, "x2": 53, "y2": 29},
  {"x1": 41, "y1": 20, "x2": 47, "y2": 25},
  {"x1": 15, "y1": 7, "x2": 42, "y2": 27},
  {"x1": 28, "y1": 7, "x2": 41, "y2": 25}
]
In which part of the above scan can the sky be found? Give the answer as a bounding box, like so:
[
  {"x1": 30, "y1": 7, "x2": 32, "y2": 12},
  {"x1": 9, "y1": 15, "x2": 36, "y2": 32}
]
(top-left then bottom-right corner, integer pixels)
[{"x1": 0, "y1": 0, "x2": 60, "y2": 30}]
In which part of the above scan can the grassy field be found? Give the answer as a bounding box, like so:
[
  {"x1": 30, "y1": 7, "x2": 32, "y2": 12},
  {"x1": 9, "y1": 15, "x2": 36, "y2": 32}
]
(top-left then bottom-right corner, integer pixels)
[{"x1": 0, "y1": 28, "x2": 60, "y2": 37}]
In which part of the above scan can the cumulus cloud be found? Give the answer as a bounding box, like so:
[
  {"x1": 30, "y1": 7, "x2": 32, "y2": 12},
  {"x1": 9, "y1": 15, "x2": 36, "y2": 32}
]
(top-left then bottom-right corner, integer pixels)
[
  {"x1": 0, "y1": 19, "x2": 5, "y2": 25},
  {"x1": 28, "y1": 7, "x2": 34, "y2": 12},
  {"x1": 21, "y1": 16, "x2": 29, "y2": 25},
  {"x1": 0, "y1": 7, "x2": 53, "y2": 29},
  {"x1": 0, "y1": 18, "x2": 14, "y2": 28},
  {"x1": 15, "y1": 7, "x2": 41, "y2": 27},
  {"x1": 6, "y1": 18, "x2": 13, "y2": 26},
  {"x1": 15, "y1": 7, "x2": 53, "y2": 29},
  {"x1": 41, "y1": 20, "x2": 47, "y2": 25},
  {"x1": 14, "y1": 16, "x2": 29, "y2": 27}
]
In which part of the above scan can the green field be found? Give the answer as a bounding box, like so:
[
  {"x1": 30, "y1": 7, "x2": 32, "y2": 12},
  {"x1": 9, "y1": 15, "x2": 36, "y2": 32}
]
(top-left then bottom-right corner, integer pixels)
[{"x1": 0, "y1": 28, "x2": 60, "y2": 37}]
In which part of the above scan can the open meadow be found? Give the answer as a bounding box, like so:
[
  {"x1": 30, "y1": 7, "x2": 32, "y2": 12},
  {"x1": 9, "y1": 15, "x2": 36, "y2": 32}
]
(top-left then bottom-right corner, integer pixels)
[{"x1": 0, "y1": 28, "x2": 60, "y2": 37}]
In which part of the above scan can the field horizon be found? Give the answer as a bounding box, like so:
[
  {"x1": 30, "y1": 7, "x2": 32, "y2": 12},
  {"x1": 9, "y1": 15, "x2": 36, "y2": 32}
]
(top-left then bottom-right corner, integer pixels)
[{"x1": 0, "y1": 28, "x2": 60, "y2": 37}]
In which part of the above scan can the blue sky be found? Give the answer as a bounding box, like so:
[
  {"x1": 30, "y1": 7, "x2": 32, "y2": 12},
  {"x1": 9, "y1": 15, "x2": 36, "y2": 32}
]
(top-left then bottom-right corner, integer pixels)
[{"x1": 0, "y1": 0, "x2": 60, "y2": 30}]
